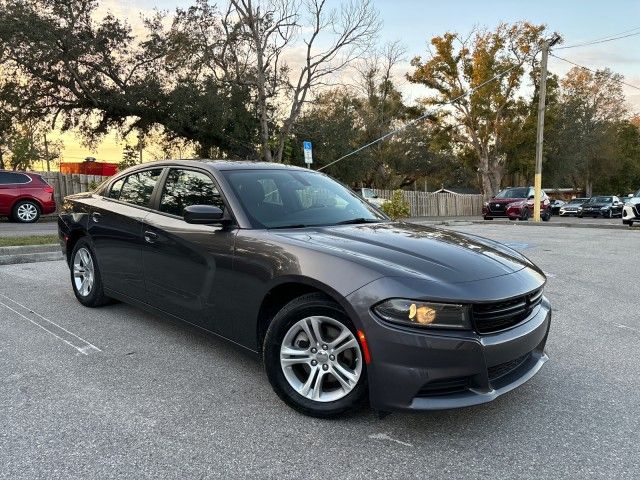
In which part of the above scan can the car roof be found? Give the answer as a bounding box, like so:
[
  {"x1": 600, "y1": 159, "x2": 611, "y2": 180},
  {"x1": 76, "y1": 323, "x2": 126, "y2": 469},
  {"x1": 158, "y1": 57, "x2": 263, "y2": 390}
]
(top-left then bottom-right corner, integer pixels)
[{"x1": 128, "y1": 159, "x2": 309, "y2": 172}]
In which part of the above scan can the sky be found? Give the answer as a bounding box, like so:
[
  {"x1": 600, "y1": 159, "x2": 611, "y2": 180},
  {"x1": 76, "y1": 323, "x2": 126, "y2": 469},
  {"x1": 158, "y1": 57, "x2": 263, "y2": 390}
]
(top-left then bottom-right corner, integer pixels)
[{"x1": 53, "y1": 0, "x2": 640, "y2": 166}]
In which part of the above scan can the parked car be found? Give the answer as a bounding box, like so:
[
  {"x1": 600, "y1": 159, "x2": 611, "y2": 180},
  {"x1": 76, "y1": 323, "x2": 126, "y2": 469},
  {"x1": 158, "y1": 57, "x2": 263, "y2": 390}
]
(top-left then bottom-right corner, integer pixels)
[
  {"x1": 622, "y1": 189, "x2": 640, "y2": 226},
  {"x1": 0, "y1": 170, "x2": 56, "y2": 223},
  {"x1": 549, "y1": 199, "x2": 565, "y2": 215},
  {"x1": 58, "y1": 160, "x2": 550, "y2": 417},
  {"x1": 483, "y1": 186, "x2": 551, "y2": 221},
  {"x1": 359, "y1": 187, "x2": 386, "y2": 208},
  {"x1": 558, "y1": 197, "x2": 589, "y2": 216},
  {"x1": 577, "y1": 196, "x2": 623, "y2": 218}
]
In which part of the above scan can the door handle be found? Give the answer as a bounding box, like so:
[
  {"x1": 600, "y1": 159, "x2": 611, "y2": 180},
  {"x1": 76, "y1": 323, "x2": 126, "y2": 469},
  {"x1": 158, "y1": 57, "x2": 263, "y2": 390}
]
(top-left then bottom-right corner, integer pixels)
[
  {"x1": 91, "y1": 212, "x2": 101, "y2": 223},
  {"x1": 144, "y1": 230, "x2": 158, "y2": 244}
]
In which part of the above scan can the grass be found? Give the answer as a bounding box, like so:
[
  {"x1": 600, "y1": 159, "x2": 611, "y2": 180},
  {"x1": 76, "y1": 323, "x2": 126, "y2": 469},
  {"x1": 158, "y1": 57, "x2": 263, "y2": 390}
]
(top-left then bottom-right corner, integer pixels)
[{"x1": 0, "y1": 234, "x2": 59, "y2": 247}]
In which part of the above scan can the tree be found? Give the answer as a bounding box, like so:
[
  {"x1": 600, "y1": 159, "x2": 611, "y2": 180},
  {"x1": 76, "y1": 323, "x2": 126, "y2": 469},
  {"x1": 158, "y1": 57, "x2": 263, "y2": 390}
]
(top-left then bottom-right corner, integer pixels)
[
  {"x1": 407, "y1": 22, "x2": 546, "y2": 196},
  {"x1": 173, "y1": 0, "x2": 379, "y2": 162},
  {"x1": 547, "y1": 66, "x2": 627, "y2": 194},
  {"x1": 0, "y1": 0, "x2": 260, "y2": 159}
]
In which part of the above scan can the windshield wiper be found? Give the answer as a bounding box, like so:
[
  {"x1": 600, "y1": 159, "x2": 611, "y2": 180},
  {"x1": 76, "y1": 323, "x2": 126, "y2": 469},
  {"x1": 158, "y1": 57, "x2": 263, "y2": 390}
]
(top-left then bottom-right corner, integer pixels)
[{"x1": 335, "y1": 218, "x2": 383, "y2": 225}]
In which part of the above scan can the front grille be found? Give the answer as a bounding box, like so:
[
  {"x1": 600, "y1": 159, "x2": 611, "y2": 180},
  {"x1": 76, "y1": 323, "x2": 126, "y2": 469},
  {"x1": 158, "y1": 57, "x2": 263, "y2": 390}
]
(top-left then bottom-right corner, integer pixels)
[
  {"x1": 416, "y1": 377, "x2": 470, "y2": 397},
  {"x1": 634, "y1": 205, "x2": 640, "y2": 218},
  {"x1": 489, "y1": 203, "x2": 506, "y2": 213},
  {"x1": 472, "y1": 288, "x2": 543, "y2": 334},
  {"x1": 488, "y1": 352, "x2": 532, "y2": 382}
]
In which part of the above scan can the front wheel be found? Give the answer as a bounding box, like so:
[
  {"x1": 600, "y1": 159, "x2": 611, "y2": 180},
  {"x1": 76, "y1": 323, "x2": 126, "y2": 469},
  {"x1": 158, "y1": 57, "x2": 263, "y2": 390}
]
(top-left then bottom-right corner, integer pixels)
[
  {"x1": 607, "y1": 209, "x2": 613, "y2": 219},
  {"x1": 518, "y1": 208, "x2": 530, "y2": 221},
  {"x1": 263, "y1": 293, "x2": 367, "y2": 418}
]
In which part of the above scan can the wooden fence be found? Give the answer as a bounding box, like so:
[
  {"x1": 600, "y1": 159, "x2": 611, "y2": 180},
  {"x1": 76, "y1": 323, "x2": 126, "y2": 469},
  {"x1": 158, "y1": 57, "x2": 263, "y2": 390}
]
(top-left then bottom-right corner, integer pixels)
[
  {"x1": 35, "y1": 172, "x2": 109, "y2": 206},
  {"x1": 373, "y1": 189, "x2": 484, "y2": 217}
]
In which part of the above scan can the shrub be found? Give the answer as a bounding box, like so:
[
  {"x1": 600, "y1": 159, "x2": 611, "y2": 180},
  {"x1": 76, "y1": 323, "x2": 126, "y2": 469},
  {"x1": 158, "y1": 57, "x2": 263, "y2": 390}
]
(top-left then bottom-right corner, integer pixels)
[{"x1": 381, "y1": 189, "x2": 410, "y2": 220}]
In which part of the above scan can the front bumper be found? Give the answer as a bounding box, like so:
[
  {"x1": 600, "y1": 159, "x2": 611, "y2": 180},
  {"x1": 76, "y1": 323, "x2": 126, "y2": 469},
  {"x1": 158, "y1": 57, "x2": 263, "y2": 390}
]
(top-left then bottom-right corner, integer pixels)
[
  {"x1": 622, "y1": 204, "x2": 640, "y2": 221},
  {"x1": 347, "y1": 276, "x2": 550, "y2": 412}
]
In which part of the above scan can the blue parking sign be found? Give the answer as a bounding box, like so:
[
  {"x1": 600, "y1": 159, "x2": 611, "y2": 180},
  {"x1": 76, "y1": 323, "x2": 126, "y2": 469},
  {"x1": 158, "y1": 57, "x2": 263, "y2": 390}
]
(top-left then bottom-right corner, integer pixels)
[{"x1": 303, "y1": 141, "x2": 313, "y2": 164}]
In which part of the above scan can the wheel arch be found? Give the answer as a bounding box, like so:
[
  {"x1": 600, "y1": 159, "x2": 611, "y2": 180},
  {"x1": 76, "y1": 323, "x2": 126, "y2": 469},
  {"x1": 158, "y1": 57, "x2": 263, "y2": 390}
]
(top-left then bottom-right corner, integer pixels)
[
  {"x1": 10, "y1": 195, "x2": 45, "y2": 213},
  {"x1": 65, "y1": 227, "x2": 89, "y2": 266},
  {"x1": 255, "y1": 277, "x2": 360, "y2": 353}
]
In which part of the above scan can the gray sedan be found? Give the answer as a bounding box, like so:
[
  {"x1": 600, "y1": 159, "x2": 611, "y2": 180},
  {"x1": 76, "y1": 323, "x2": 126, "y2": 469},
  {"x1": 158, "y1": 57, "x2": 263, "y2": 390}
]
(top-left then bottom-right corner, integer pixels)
[{"x1": 58, "y1": 160, "x2": 550, "y2": 417}]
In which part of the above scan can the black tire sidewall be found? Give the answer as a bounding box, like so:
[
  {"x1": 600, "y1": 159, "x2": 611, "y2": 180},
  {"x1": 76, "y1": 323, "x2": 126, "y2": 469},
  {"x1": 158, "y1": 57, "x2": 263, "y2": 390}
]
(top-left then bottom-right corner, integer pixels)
[
  {"x1": 70, "y1": 238, "x2": 106, "y2": 307},
  {"x1": 263, "y1": 294, "x2": 368, "y2": 417},
  {"x1": 13, "y1": 200, "x2": 41, "y2": 223}
]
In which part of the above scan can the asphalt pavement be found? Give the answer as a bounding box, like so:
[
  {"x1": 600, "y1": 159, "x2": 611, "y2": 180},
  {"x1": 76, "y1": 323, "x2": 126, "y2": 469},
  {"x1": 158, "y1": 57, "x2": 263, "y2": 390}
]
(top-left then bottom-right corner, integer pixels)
[
  {"x1": 0, "y1": 218, "x2": 58, "y2": 237},
  {"x1": 1, "y1": 223, "x2": 639, "y2": 479}
]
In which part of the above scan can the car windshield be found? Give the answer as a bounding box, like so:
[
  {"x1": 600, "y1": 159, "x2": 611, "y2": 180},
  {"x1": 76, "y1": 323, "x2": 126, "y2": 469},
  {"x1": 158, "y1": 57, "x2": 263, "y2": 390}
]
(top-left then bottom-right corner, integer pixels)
[
  {"x1": 223, "y1": 169, "x2": 387, "y2": 228},
  {"x1": 588, "y1": 196, "x2": 611, "y2": 203},
  {"x1": 495, "y1": 187, "x2": 529, "y2": 198},
  {"x1": 567, "y1": 199, "x2": 585, "y2": 205}
]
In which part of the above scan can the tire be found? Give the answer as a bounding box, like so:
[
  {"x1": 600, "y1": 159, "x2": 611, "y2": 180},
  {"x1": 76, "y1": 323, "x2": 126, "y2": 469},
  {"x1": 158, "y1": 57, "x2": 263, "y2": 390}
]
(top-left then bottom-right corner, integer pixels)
[
  {"x1": 577, "y1": 215, "x2": 582, "y2": 218},
  {"x1": 483, "y1": 216, "x2": 493, "y2": 220},
  {"x1": 12, "y1": 200, "x2": 41, "y2": 223},
  {"x1": 629, "y1": 221, "x2": 634, "y2": 227},
  {"x1": 263, "y1": 293, "x2": 368, "y2": 418},
  {"x1": 542, "y1": 211, "x2": 551, "y2": 221},
  {"x1": 69, "y1": 238, "x2": 111, "y2": 307},
  {"x1": 607, "y1": 209, "x2": 612, "y2": 219},
  {"x1": 518, "y1": 208, "x2": 530, "y2": 221}
]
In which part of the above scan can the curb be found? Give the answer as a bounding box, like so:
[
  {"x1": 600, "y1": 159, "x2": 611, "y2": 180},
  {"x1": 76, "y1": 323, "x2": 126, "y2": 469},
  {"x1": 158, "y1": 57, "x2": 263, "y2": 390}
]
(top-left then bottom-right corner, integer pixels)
[
  {"x1": 408, "y1": 218, "x2": 635, "y2": 231},
  {"x1": 0, "y1": 244, "x2": 63, "y2": 265}
]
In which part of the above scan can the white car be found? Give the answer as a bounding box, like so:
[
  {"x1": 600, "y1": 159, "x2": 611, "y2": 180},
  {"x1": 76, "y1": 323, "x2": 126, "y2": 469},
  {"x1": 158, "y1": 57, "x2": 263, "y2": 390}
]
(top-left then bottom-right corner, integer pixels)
[
  {"x1": 359, "y1": 188, "x2": 386, "y2": 208},
  {"x1": 622, "y1": 188, "x2": 640, "y2": 226}
]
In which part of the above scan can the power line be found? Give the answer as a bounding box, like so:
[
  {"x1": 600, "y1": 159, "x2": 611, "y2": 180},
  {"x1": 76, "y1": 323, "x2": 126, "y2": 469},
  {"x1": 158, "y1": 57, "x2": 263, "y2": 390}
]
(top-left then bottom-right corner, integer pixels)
[
  {"x1": 549, "y1": 53, "x2": 640, "y2": 92},
  {"x1": 317, "y1": 63, "x2": 520, "y2": 172},
  {"x1": 556, "y1": 27, "x2": 640, "y2": 50}
]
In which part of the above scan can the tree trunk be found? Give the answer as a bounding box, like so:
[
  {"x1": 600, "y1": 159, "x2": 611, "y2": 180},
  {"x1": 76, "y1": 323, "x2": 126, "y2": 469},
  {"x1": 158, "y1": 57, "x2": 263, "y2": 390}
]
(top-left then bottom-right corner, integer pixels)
[
  {"x1": 0, "y1": 151, "x2": 4, "y2": 170},
  {"x1": 478, "y1": 154, "x2": 505, "y2": 198}
]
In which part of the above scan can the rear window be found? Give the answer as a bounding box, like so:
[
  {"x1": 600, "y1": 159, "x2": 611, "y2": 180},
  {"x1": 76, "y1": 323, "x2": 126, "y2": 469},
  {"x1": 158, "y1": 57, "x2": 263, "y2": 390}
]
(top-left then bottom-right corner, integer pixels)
[
  {"x1": 0, "y1": 172, "x2": 31, "y2": 185},
  {"x1": 108, "y1": 169, "x2": 163, "y2": 207}
]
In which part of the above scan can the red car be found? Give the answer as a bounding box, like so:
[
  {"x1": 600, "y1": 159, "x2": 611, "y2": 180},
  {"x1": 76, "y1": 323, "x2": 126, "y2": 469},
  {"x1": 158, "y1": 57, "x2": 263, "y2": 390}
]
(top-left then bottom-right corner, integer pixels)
[
  {"x1": 483, "y1": 187, "x2": 551, "y2": 221},
  {"x1": 0, "y1": 170, "x2": 56, "y2": 223}
]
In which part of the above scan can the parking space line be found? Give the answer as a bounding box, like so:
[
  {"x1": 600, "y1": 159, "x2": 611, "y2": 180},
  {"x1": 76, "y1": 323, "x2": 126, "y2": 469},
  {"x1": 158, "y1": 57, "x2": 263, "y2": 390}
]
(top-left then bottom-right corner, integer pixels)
[{"x1": 0, "y1": 293, "x2": 101, "y2": 355}]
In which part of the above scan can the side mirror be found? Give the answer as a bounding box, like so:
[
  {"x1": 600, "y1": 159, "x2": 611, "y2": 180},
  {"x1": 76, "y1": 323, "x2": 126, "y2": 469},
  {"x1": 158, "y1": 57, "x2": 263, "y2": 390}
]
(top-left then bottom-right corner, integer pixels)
[
  {"x1": 629, "y1": 194, "x2": 633, "y2": 198},
  {"x1": 183, "y1": 205, "x2": 226, "y2": 224},
  {"x1": 527, "y1": 195, "x2": 535, "y2": 200}
]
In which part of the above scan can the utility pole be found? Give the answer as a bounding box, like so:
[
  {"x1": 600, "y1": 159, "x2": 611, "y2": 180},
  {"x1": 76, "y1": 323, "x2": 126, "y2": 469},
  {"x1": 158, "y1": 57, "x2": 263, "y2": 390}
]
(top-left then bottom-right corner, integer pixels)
[{"x1": 533, "y1": 34, "x2": 561, "y2": 221}]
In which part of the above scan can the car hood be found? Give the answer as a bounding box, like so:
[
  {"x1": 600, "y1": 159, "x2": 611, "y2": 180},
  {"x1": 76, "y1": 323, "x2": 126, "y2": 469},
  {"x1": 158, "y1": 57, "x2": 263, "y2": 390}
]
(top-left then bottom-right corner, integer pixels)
[
  {"x1": 272, "y1": 222, "x2": 538, "y2": 284},
  {"x1": 582, "y1": 203, "x2": 608, "y2": 208},
  {"x1": 489, "y1": 197, "x2": 527, "y2": 204}
]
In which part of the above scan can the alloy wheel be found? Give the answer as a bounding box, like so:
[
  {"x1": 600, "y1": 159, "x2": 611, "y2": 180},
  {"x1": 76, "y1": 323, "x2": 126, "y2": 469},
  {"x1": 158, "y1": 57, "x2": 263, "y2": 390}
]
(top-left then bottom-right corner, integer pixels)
[
  {"x1": 16, "y1": 202, "x2": 38, "y2": 222},
  {"x1": 280, "y1": 316, "x2": 362, "y2": 402},
  {"x1": 73, "y1": 247, "x2": 95, "y2": 297}
]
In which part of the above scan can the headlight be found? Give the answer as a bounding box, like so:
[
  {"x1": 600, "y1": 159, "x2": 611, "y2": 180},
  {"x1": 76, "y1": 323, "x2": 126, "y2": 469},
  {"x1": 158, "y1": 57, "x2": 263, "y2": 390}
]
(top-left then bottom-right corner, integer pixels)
[
  {"x1": 507, "y1": 200, "x2": 525, "y2": 208},
  {"x1": 373, "y1": 299, "x2": 471, "y2": 330}
]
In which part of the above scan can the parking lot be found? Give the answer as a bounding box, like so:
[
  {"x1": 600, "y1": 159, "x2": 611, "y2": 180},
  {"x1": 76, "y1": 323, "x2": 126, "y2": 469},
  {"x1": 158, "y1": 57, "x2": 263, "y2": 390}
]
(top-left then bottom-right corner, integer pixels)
[{"x1": 1, "y1": 223, "x2": 639, "y2": 479}]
